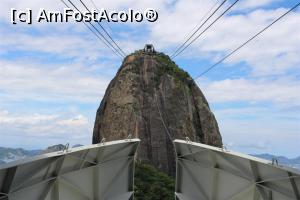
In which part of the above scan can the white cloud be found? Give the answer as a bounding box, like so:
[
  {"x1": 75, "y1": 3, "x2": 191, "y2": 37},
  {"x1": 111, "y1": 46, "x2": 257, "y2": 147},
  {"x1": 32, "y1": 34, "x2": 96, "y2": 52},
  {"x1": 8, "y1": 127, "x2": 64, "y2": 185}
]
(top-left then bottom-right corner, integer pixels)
[
  {"x1": 57, "y1": 115, "x2": 89, "y2": 126},
  {"x1": 0, "y1": 60, "x2": 111, "y2": 103},
  {"x1": 199, "y1": 77, "x2": 300, "y2": 108},
  {"x1": 0, "y1": 26, "x2": 119, "y2": 61},
  {"x1": 0, "y1": 110, "x2": 91, "y2": 133},
  {"x1": 236, "y1": 0, "x2": 282, "y2": 10},
  {"x1": 218, "y1": 116, "x2": 300, "y2": 157},
  {"x1": 150, "y1": 0, "x2": 219, "y2": 47},
  {"x1": 0, "y1": 110, "x2": 58, "y2": 125},
  {"x1": 198, "y1": 76, "x2": 300, "y2": 158},
  {"x1": 0, "y1": 110, "x2": 93, "y2": 148}
]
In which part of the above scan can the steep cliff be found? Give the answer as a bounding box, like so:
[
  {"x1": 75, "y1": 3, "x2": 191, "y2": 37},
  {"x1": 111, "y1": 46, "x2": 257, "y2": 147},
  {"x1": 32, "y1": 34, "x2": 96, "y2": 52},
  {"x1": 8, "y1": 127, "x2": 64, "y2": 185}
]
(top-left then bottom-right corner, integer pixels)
[{"x1": 93, "y1": 50, "x2": 222, "y2": 176}]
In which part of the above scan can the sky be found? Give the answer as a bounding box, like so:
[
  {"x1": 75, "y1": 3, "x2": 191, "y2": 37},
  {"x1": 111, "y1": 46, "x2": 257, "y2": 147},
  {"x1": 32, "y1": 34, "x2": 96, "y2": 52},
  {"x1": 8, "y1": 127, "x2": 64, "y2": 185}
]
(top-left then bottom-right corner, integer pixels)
[{"x1": 0, "y1": 0, "x2": 299, "y2": 158}]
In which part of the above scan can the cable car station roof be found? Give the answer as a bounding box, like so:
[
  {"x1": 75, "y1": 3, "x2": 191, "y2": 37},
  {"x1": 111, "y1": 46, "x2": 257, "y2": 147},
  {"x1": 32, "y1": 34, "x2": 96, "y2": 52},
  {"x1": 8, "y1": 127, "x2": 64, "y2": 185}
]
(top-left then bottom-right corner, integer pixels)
[
  {"x1": 174, "y1": 139, "x2": 300, "y2": 200},
  {"x1": 0, "y1": 139, "x2": 140, "y2": 200}
]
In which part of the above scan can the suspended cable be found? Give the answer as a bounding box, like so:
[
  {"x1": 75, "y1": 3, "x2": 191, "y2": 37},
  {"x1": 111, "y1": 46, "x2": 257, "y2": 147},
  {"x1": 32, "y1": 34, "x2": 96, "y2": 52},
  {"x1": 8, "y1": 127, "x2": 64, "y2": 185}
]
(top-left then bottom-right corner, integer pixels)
[
  {"x1": 78, "y1": 0, "x2": 127, "y2": 57},
  {"x1": 82, "y1": 22, "x2": 123, "y2": 59},
  {"x1": 66, "y1": 0, "x2": 124, "y2": 58},
  {"x1": 172, "y1": 0, "x2": 241, "y2": 59},
  {"x1": 89, "y1": 0, "x2": 114, "y2": 34},
  {"x1": 171, "y1": 0, "x2": 227, "y2": 58},
  {"x1": 154, "y1": 93, "x2": 174, "y2": 144},
  {"x1": 61, "y1": 0, "x2": 123, "y2": 59},
  {"x1": 194, "y1": 1, "x2": 300, "y2": 79},
  {"x1": 171, "y1": 0, "x2": 221, "y2": 57}
]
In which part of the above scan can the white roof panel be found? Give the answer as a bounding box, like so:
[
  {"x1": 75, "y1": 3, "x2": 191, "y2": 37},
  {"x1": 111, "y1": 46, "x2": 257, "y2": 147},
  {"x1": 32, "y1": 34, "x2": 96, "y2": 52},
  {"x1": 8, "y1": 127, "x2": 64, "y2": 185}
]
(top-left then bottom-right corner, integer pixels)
[
  {"x1": 174, "y1": 139, "x2": 300, "y2": 200},
  {"x1": 0, "y1": 139, "x2": 140, "y2": 200}
]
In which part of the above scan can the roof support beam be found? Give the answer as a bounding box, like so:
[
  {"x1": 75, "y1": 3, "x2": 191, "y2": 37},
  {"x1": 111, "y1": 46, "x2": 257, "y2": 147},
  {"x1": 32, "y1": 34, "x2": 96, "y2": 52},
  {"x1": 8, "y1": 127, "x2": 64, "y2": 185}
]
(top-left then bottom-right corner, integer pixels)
[
  {"x1": 175, "y1": 158, "x2": 182, "y2": 193},
  {"x1": 42, "y1": 163, "x2": 52, "y2": 181},
  {"x1": 250, "y1": 160, "x2": 270, "y2": 200},
  {"x1": 1, "y1": 166, "x2": 17, "y2": 195},
  {"x1": 208, "y1": 150, "x2": 219, "y2": 200},
  {"x1": 268, "y1": 190, "x2": 273, "y2": 200},
  {"x1": 52, "y1": 179, "x2": 59, "y2": 200},
  {"x1": 257, "y1": 182, "x2": 296, "y2": 199},
  {"x1": 67, "y1": 154, "x2": 97, "y2": 166},
  {"x1": 257, "y1": 175, "x2": 300, "y2": 184},
  {"x1": 0, "y1": 192, "x2": 8, "y2": 200},
  {"x1": 227, "y1": 184, "x2": 254, "y2": 200},
  {"x1": 13, "y1": 157, "x2": 59, "y2": 190},
  {"x1": 288, "y1": 172, "x2": 300, "y2": 200},
  {"x1": 93, "y1": 166, "x2": 99, "y2": 200},
  {"x1": 256, "y1": 186, "x2": 269, "y2": 200},
  {"x1": 218, "y1": 152, "x2": 253, "y2": 179},
  {"x1": 174, "y1": 192, "x2": 185, "y2": 200},
  {"x1": 250, "y1": 161, "x2": 260, "y2": 182},
  {"x1": 95, "y1": 146, "x2": 105, "y2": 163},
  {"x1": 77, "y1": 149, "x2": 90, "y2": 169},
  {"x1": 39, "y1": 159, "x2": 63, "y2": 200},
  {"x1": 101, "y1": 143, "x2": 134, "y2": 162},
  {"x1": 54, "y1": 156, "x2": 65, "y2": 176},
  {"x1": 211, "y1": 165, "x2": 219, "y2": 200},
  {"x1": 39, "y1": 179, "x2": 55, "y2": 200},
  {"x1": 0, "y1": 196, "x2": 8, "y2": 200},
  {"x1": 177, "y1": 149, "x2": 208, "y2": 159},
  {"x1": 253, "y1": 186, "x2": 261, "y2": 200}
]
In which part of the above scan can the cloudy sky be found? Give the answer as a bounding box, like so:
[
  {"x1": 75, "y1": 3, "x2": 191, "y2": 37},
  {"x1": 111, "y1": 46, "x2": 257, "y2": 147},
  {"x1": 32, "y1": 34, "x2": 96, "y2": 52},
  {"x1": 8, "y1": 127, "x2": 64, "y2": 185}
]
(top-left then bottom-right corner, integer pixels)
[{"x1": 0, "y1": 0, "x2": 299, "y2": 157}]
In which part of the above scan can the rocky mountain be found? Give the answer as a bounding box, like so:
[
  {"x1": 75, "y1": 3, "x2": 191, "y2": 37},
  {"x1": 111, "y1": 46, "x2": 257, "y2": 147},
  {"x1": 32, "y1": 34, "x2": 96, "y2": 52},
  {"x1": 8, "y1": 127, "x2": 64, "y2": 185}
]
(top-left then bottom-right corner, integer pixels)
[
  {"x1": 93, "y1": 49, "x2": 222, "y2": 176},
  {"x1": 43, "y1": 144, "x2": 66, "y2": 153},
  {"x1": 0, "y1": 147, "x2": 42, "y2": 163},
  {"x1": 0, "y1": 144, "x2": 74, "y2": 164}
]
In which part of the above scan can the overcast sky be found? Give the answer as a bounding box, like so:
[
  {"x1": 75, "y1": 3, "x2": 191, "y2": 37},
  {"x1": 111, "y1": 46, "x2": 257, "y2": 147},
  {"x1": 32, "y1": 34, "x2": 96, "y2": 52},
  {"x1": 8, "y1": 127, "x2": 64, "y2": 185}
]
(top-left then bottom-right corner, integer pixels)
[{"x1": 0, "y1": 0, "x2": 299, "y2": 157}]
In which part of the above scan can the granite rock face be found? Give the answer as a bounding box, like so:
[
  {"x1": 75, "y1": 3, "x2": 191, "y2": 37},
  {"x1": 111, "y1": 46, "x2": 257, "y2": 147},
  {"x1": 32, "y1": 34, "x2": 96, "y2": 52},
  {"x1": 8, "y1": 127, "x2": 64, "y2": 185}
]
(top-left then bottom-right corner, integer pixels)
[{"x1": 93, "y1": 51, "x2": 222, "y2": 176}]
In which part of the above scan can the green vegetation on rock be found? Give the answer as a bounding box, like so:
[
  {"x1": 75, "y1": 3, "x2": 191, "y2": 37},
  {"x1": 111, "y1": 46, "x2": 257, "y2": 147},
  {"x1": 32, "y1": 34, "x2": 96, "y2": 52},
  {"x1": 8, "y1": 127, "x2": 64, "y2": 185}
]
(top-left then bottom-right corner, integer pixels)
[
  {"x1": 155, "y1": 53, "x2": 190, "y2": 83},
  {"x1": 134, "y1": 161, "x2": 175, "y2": 200}
]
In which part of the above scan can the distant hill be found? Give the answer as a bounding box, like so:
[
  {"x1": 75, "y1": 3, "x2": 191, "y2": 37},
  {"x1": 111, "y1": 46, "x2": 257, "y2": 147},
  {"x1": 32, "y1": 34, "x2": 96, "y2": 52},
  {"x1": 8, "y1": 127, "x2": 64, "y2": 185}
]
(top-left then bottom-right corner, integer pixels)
[
  {"x1": 0, "y1": 144, "x2": 73, "y2": 164},
  {"x1": 252, "y1": 154, "x2": 300, "y2": 170},
  {"x1": 43, "y1": 144, "x2": 65, "y2": 153},
  {"x1": 0, "y1": 147, "x2": 42, "y2": 163}
]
